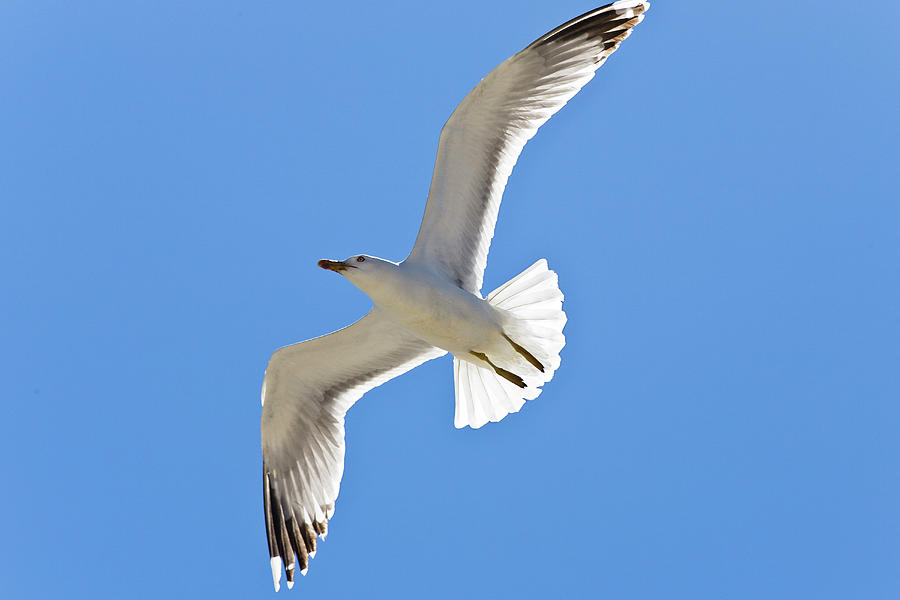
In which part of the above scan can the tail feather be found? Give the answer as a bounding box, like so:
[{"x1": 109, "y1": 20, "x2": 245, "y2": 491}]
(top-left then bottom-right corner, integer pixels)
[
  {"x1": 453, "y1": 259, "x2": 566, "y2": 429},
  {"x1": 454, "y1": 359, "x2": 528, "y2": 429},
  {"x1": 486, "y1": 260, "x2": 553, "y2": 306},
  {"x1": 470, "y1": 368, "x2": 490, "y2": 426},
  {"x1": 495, "y1": 285, "x2": 561, "y2": 310}
]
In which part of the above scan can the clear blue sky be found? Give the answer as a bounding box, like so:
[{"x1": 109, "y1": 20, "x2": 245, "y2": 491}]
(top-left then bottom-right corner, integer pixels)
[{"x1": 2, "y1": 1, "x2": 898, "y2": 598}]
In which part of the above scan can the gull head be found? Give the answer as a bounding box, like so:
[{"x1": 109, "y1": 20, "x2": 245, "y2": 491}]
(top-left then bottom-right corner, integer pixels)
[{"x1": 317, "y1": 254, "x2": 399, "y2": 301}]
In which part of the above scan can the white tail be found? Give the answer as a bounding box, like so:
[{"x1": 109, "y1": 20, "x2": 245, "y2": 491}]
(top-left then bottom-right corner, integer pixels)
[{"x1": 454, "y1": 259, "x2": 567, "y2": 429}]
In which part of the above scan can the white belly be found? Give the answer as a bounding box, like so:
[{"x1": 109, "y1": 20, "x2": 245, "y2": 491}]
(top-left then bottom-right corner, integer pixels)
[{"x1": 368, "y1": 264, "x2": 501, "y2": 355}]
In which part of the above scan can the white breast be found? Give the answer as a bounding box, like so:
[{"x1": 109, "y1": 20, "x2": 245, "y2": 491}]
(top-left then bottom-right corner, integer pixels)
[{"x1": 363, "y1": 263, "x2": 501, "y2": 355}]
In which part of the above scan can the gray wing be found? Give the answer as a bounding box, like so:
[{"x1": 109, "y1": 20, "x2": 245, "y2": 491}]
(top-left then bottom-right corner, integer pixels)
[
  {"x1": 260, "y1": 309, "x2": 446, "y2": 589},
  {"x1": 406, "y1": 1, "x2": 650, "y2": 293}
]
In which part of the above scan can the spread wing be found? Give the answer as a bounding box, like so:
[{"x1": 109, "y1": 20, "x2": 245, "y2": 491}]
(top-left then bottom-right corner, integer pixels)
[
  {"x1": 260, "y1": 309, "x2": 446, "y2": 590},
  {"x1": 406, "y1": 1, "x2": 650, "y2": 293}
]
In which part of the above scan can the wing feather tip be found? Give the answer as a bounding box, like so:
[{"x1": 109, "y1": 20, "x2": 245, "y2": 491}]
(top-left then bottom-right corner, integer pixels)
[
  {"x1": 612, "y1": 0, "x2": 649, "y2": 11},
  {"x1": 270, "y1": 556, "x2": 282, "y2": 592}
]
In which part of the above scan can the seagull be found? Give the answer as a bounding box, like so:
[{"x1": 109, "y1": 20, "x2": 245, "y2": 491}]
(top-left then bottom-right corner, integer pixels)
[{"x1": 260, "y1": 1, "x2": 649, "y2": 590}]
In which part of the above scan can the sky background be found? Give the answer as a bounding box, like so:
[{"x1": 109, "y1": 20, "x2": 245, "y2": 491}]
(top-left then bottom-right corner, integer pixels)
[{"x1": 2, "y1": 1, "x2": 898, "y2": 598}]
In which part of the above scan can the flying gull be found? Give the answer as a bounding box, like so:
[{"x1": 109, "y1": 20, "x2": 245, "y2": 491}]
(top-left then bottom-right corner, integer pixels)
[{"x1": 260, "y1": 1, "x2": 650, "y2": 589}]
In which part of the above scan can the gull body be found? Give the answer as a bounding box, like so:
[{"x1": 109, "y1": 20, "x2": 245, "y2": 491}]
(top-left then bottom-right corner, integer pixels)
[
  {"x1": 329, "y1": 255, "x2": 503, "y2": 361},
  {"x1": 259, "y1": 1, "x2": 651, "y2": 590}
]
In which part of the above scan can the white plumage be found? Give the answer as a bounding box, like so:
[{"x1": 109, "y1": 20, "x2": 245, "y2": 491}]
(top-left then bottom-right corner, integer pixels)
[
  {"x1": 260, "y1": 1, "x2": 650, "y2": 590},
  {"x1": 454, "y1": 259, "x2": 566, "y2": 428}
]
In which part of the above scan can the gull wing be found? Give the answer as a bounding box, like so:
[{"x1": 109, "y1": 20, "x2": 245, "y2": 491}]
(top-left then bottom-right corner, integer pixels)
[
  {"x1": 406, "y1": 1, "x2": 649, "y2": 293},
  {"x1": 260, "y1": 309, "x2": 446, "y2": 590}
]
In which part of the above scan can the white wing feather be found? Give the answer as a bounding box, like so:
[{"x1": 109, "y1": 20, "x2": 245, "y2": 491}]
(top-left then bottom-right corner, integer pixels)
[
  {"x1": 260, "y1": 309, "x2": 445, "y2": 589},
  {"x1": 406, "y1": 1, "x2": 650, "y2": 293}
]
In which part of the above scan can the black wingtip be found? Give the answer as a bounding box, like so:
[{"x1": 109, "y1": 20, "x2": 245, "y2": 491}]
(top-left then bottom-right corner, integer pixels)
[{"x1": 529, "y1": 1, "x2": 650, "y2": 50}]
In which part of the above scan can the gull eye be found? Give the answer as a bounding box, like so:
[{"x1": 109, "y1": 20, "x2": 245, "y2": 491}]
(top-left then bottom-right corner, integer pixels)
[{"x1": 356, "y1": 256, "x2": 365, "y2": 263}]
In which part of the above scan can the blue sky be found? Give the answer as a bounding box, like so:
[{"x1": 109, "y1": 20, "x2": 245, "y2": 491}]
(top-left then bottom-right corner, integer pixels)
[{"x1": 2, "y1": 1, "x2": 898, "y2": 598}]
